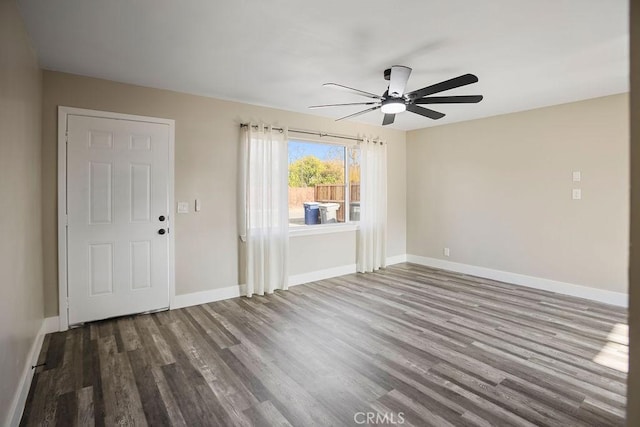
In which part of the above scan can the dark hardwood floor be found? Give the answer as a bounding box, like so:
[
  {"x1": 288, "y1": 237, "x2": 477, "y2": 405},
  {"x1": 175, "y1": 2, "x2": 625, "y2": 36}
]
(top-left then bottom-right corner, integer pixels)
[{"x1": 21, "y1": 263, "x2": 628, "y2": 426}]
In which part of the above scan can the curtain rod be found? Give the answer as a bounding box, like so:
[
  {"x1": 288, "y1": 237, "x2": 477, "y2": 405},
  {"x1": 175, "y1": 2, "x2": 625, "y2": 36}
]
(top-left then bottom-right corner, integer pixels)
[{"x1": 240, "y1": 123, "x2": 377, "y2": 144}]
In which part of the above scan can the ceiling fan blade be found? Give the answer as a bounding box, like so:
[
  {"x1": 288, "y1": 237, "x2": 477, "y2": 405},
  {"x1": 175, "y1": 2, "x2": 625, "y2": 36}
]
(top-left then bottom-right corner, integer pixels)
[
  {"x1": 415, "y1": 95, "x2": 483, "y2": 104},
  {"x1": 323, "y1": 83, "x2": 383, "y2": 100},
  {"x1": 407, "y1": 104, "x2": 445, "y2": 120},
  {"x1": 335, "y1": 105, "x2": 381, "y2": 121},
  {"x1": 388, "y1": 65, "x2": 412, "y2": 98},
  {"x1": 309, "y1": 102, "x2": 378, "y2": 109},
  {"x1": 406, "y1": 74, "x2": 479, "y2": 100},
  {"x1": 382, "y1": 114, "x2": 395, "y2": 126}
]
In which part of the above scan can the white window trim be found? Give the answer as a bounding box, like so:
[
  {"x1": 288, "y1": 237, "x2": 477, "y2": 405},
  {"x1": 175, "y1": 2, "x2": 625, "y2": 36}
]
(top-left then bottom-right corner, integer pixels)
[{"x1": 289, "y1": 222, "x2": 359, "y2": 237}]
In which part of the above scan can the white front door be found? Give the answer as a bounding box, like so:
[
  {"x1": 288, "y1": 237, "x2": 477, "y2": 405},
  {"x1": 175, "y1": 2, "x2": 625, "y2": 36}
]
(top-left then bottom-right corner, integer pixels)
[{"x1": 66, "y1": 114, "x2": 170, "y2": 325}]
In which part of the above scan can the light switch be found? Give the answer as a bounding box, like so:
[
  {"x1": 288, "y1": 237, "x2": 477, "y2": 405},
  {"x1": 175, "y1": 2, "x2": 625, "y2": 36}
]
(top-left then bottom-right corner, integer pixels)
[
  {"x1": 572, "y1": 171, "x2": 581, "y2": 182},
  {"x1": 195, "y1": 199, "x2": 201, "y2": 212},
  {"x1": 177, "y1": 202, "x2": 189, "y2": 213},
  {"x1": 572, "y1": 189, "x2": 582, "y2": 200},
  {"x1": 443, "y1": 247, "x2": 450, "y2": 257}
]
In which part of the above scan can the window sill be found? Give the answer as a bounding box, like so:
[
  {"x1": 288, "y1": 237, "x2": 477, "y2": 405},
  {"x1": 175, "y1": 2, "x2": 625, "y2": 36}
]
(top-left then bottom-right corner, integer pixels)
[{"x1": 289, "y1": 223, "x2": 359, "y2": 237}]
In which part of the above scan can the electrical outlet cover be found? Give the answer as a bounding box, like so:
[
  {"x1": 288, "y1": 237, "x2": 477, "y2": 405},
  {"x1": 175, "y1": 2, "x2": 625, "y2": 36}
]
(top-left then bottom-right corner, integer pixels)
[{"x1": 572, "y1": 189, "x2": 582, "y2": 200}]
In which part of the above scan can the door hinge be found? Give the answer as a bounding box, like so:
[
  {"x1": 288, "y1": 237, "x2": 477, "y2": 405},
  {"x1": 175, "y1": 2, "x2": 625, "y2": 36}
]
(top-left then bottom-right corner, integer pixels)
[{"x1": 66, "y1": 297, "x2": 70, "y2": 309}]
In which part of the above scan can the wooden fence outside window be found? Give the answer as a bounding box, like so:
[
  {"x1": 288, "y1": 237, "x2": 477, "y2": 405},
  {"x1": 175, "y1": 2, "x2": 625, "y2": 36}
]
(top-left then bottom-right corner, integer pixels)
[{"x1": 314, "y1": 183, "x2": 360, "y2": 222}]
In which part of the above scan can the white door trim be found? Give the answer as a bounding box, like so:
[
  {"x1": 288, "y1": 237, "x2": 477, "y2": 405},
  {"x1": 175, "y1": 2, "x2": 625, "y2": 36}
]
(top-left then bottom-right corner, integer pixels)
[{"x1": 57, "y1": 106, "x2": 175, "y2": 331}]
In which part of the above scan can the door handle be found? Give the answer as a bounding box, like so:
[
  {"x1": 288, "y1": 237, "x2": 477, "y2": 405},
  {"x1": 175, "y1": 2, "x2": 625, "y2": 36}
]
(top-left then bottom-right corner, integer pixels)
[
  {"x1": 158, "y1": 229, "x2": 166, "y2": 235},
  {"x1": 159, "y1": 215, "x2": 166, "y2": 221}
]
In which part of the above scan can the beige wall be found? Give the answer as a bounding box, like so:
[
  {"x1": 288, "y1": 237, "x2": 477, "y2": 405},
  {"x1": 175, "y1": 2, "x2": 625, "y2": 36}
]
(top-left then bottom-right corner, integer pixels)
[
  {"x1": 290, "y1": 231, "x2": 356, "y2": 276},
  {"x1": 628, "y1": 0, "x2": 638, "y2": 423},
  {"x1": 407, "y1": 94, "x2": 629, "y2": 293},
  {"x1": 41, "y1": 71, "x2": 407, "y2": 316},
  {"x1": 0, "y1": 0, "x2": 44, "y2": 422}
]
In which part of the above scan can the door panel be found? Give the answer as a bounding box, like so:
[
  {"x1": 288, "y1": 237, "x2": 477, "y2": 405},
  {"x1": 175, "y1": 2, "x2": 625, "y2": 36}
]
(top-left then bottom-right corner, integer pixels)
[
  {"x1": 130, "y1": 241, "x2": 151, "y2": 290},
  {"x1": 67, "y1": 115, "x2": 170, "y2": 325},
  {"x1": 130, "y1": 163, "x2": 151, "y2": 222},
  {"x1": 89, "y1": 162, "x2": 112, "y2": 224},
  {"x1": 89, "y1": 243, "x2": 113, "y2": 295}
]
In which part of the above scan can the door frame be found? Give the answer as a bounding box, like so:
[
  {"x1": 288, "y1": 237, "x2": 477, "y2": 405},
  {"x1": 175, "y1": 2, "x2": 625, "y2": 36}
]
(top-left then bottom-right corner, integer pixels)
[{"x1": 57, "y1": 106, "x2": 176, "y2": 331}]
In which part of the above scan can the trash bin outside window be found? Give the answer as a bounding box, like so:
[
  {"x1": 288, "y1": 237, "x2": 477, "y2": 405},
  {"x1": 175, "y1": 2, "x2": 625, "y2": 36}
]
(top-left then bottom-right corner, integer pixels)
[
  {"x1": 319, "y1": 202, "x2": 340, "y2": 224},
  {"x1": 303, "y1": 202, "x2": 320, "y2": 225},
  {"x1": 349, "y1": 202, "x2": 360, "y2": 221}
]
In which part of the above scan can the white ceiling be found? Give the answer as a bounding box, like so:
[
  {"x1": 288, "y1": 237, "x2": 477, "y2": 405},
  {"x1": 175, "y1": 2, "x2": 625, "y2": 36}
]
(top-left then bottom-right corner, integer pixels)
[{"x1": 18, "y1": 0, "x2": 628, "y2": 131}]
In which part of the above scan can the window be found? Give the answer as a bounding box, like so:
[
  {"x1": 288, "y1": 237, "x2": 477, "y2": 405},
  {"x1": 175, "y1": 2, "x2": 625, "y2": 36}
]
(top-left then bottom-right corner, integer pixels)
[{"x1": 288, "y1": 140, "x2": 360, "y2": 227}]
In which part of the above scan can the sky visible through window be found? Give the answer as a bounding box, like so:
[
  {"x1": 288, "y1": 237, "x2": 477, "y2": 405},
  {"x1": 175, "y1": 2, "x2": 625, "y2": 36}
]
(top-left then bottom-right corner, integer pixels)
[{"x1": 288, "y1": 140, "x2": 344, "y2": 163}]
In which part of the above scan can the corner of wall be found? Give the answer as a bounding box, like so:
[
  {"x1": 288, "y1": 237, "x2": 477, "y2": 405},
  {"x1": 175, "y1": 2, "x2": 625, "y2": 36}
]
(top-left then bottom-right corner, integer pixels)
[{"x1": 627, "y1": 0, "x2": 639, "y2": 423}]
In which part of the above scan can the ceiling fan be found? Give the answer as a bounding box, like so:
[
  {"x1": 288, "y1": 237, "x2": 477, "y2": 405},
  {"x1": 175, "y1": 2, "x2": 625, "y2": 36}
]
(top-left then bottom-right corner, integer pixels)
[{"x1": 309, "y1": 66, "x2": 483, "y2": 126}]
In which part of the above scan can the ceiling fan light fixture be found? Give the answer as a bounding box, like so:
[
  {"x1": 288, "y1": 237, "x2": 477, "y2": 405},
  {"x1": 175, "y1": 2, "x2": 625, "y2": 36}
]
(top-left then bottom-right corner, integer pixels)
[{"x1": 381, "y1": 98, "x2": 406, "y2": 114}]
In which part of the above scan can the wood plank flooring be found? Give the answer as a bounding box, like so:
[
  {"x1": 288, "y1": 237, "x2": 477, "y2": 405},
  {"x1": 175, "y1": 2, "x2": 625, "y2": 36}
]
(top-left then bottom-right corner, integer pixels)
[{"x1": 21, "y1": 263, "x2": 628, "y2": 426}]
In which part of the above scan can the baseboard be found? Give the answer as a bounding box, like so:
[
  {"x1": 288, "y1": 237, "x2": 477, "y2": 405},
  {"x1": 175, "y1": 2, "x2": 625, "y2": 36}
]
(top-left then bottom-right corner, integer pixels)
[
  {"x1": 386, "y1": 254, "x2": 407, "y2": 266},
  {"x1": 171, "y1": 264, "x2": 358, "y2": 310},
  {"x1": 289, "y1": 264, "x2": 357, "y2": 287},
  {"x1": 43, "y1": 316, "x2": 60, "y2": 334},
  {"x1": 171, "y1": 285, "x2": 247, "y2": 310},
  {"x1": 7, "y1": 316, "x2": 59, "y2": 427},
  {"x1": 406, "y1": 254, "x2": 628, "y2": 307}
]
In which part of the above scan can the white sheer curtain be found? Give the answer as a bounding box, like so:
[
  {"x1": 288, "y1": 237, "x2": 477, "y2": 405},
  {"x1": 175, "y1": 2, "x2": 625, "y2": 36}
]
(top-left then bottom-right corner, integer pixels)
[
  {"x1": 239, "y1": 124, "x2": 289, "y2": 297},
  {"x1": 357, "y1": 137, "x2": 387, "y2": 272}
]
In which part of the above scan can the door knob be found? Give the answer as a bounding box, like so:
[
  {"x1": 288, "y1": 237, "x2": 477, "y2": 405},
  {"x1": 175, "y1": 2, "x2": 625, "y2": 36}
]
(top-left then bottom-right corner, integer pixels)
[
  {"x1": 159, "y1": 215, "x2": 166, "y2": 221},
  {"x1": 158, "y1": 229, "x2": 166, "y2": 235}
]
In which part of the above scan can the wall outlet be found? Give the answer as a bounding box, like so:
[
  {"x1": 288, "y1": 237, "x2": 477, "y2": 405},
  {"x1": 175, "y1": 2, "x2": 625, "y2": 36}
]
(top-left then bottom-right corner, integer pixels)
[
  {"x1": 572, "y1": 189, "x2": 582, "y2": 200},
  {"x1": 443, "y1": 247, "x2": 450, "y2": 257}
]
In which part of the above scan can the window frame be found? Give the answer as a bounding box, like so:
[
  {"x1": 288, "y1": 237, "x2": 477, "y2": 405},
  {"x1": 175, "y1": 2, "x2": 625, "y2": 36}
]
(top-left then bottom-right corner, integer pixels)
[{"x1": 287, "y1": 136, "x2": 360, "y2": 236}]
